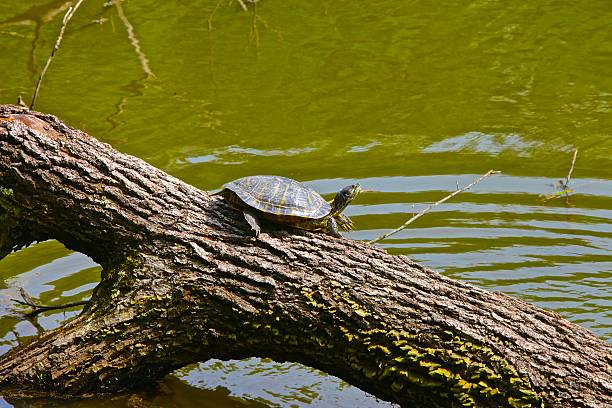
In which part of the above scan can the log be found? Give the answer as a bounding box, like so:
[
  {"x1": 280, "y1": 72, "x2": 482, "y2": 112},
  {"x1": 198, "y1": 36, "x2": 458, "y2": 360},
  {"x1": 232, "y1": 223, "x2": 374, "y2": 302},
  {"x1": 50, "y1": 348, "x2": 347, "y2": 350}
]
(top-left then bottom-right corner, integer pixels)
[{"x1": 0, "y1": 104, "x2": 610, "y2": 407}]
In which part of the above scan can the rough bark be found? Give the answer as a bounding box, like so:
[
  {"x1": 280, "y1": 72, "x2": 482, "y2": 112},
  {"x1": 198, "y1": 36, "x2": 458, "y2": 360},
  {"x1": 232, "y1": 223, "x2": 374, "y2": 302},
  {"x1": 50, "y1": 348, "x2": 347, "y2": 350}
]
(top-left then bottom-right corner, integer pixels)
[{"x1": 0, "y1": 104, "x2": 610, "y2": 408}]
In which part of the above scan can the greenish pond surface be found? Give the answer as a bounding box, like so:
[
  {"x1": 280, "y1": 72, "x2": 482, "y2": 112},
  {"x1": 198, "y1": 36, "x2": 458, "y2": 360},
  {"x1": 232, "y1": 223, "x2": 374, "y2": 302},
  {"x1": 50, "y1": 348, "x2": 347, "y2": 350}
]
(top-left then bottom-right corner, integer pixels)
[{"x1": 0, "y1": 0, "x2": 611, "y2": 406}]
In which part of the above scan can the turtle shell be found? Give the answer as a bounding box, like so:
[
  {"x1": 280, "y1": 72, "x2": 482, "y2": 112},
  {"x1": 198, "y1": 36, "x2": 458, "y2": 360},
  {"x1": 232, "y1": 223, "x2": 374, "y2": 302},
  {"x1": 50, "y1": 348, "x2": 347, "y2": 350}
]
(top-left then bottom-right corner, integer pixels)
[{"x1": 224, "y1": 175, "x2": 331, "y2": 219}]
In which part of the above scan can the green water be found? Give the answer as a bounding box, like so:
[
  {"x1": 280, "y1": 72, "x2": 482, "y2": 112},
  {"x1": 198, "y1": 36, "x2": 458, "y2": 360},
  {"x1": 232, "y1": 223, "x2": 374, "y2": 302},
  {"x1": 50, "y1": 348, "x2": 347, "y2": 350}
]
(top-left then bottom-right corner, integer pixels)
[{"x1": 0, "y1": 0, "x2": 611, "y2": 406}]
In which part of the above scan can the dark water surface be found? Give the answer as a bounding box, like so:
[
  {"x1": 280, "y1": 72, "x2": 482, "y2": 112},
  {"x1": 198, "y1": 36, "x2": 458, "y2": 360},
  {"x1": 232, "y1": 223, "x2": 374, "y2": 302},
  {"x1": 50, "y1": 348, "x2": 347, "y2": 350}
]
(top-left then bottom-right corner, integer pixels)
[{"x1": 0, "y1": 0, "x2": 610, "y2": 406}]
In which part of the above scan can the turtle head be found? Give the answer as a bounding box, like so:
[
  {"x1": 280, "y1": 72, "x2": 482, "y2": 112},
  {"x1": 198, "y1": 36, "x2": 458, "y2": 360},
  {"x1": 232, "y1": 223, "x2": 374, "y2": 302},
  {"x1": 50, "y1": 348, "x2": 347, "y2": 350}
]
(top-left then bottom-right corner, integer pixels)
[{"x1": 330, "y1": 184, "x2": 361, "y2": 215}]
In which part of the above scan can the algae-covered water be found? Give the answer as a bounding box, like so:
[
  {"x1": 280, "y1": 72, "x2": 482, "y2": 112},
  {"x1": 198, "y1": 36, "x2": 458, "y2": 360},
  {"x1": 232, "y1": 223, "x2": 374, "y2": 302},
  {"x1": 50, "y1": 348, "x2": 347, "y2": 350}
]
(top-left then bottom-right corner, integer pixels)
[{"x1": 0, "y1": 0, "x2": 610, "y2": 406}]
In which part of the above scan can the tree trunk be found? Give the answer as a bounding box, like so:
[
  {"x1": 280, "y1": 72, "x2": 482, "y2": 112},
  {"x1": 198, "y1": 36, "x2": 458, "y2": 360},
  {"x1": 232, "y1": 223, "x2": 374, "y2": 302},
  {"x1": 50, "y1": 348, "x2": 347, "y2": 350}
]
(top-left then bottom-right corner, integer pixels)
[{"x1": 0, "y1": 104, "x2": 610, "y2": 407}]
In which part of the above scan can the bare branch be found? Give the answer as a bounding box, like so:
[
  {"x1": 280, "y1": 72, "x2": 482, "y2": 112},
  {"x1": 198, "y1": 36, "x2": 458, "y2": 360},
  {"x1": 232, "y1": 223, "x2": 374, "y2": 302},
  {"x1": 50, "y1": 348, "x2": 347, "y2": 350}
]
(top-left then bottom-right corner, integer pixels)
[
  {"x1": 369, "y1": 170, "x2": 501, "y2": 244},
  {"x1": 12, "y1": 287, "x2": 88, "y2": 318},
  {"x1": 539, "y1": 149, "x2": 579, "y2": 202},
  {"x1": 30, "y1": 0, "x2": 86, "y2": 109},
  {"x1": 565, "y1": 148, "x2": 578, "y2": 190}
]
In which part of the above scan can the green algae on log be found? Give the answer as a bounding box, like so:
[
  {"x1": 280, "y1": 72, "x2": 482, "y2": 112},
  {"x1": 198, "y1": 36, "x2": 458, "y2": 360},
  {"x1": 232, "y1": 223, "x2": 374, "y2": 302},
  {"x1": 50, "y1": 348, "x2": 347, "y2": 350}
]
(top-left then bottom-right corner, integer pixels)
[{"x1": 0, "y1": 105, "x2": 610, "y2": 407}]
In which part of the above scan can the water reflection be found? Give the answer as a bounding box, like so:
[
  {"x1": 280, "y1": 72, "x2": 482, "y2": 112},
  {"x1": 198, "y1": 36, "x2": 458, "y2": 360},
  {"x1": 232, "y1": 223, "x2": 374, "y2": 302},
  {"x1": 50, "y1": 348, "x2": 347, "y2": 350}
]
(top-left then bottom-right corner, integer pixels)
[
  {"x1": 0, "y1": 242, "x2": 98, "y2": 353},
  {"x1": 186, "y1": 145, "x2": 319, "y2": 165},
  {"x1": 177, "y1": 359, "x2": 393, "y2": 407},
  {"x1": 422, "y1": 132, "x2": 542, "y2": 156}
]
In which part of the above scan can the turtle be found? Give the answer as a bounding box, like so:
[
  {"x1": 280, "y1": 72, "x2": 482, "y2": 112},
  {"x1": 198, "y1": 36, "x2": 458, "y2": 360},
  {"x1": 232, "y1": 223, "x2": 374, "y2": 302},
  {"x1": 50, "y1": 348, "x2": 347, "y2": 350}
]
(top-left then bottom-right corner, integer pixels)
[{"x1": 216, "y1": 175, "x2": 361, "y2": 237}]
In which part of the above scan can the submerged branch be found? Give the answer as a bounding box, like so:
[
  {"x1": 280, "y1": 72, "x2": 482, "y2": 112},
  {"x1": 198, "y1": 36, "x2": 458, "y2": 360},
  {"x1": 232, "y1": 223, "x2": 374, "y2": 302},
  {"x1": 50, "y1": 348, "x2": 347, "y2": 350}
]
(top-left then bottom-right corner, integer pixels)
[{"x1": 12, "y1": 288, "x2": 88, "y2": 318}]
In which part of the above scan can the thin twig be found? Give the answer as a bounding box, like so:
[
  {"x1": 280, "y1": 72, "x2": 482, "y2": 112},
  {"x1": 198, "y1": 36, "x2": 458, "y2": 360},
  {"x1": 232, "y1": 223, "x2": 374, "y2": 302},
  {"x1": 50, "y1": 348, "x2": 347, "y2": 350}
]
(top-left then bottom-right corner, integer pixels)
[
  {"x1": 30, "y1": 0, "x2": 85, "y2": 109},
  {"x1": 12, "y1": 287, "x2": 89, "y2": 317},
  {"x1": 539, "y1": 149, "x2": 579, "y2": 202},
  {"x1": 369, "y1": 170, "x2": 501, "y2": 244},
  {"x1": 564, "y1": 148, "x2": 578, "y2": 191}
]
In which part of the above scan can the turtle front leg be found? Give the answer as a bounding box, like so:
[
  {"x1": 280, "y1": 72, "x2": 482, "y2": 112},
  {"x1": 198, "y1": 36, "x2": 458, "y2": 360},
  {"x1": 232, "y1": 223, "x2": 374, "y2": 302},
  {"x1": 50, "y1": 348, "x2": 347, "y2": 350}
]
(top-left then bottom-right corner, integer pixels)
[
  {"x1": 327, "y1": 217, "x2": 342, "y2": 238},
  {"x1": 243, "y1": 210, "x2": 262, "y2": 237},
  {"x1": 335, "y1": 214, "x2": 354, "y2": 231}
]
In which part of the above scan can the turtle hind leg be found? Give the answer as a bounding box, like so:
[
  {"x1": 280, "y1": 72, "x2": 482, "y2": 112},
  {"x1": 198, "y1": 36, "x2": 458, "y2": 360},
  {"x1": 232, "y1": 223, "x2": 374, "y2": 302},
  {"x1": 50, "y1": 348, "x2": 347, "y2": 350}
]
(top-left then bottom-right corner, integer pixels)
[
  {"x1": 243, "y1": 210, "x2": 262, "y2": 237},
  {"x1": 327, "y1": 217, "x2": 342, "y2": 238}
]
